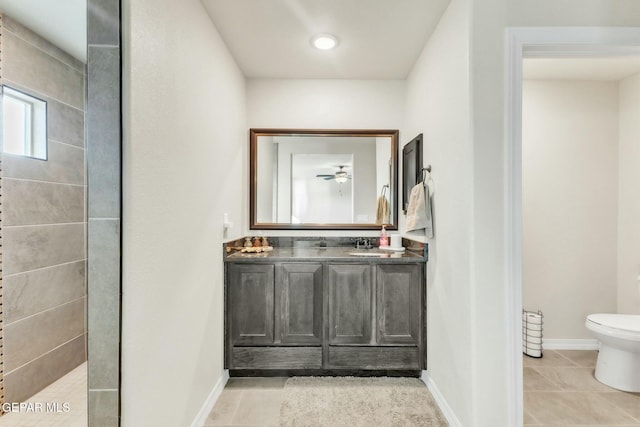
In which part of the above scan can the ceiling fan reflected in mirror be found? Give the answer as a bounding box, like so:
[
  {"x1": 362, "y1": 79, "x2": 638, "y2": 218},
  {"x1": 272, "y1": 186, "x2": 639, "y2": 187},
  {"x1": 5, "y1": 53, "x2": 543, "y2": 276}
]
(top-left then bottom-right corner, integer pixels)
[{"x1": 316, "y1": 165, "x2": 352, "y2": 183}]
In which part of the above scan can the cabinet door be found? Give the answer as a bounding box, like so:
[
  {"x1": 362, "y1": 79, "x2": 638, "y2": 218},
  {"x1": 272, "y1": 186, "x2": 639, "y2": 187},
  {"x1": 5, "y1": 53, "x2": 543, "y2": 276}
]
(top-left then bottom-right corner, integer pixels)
[
  {"x1": 228, "y1": 264, "x2": 274, "y2": 345},
  {"x1": 328, "y1": 264, "x2": 372, "y2": 344},
  {"x1": 277, "y1": 263, "x2": 323, "y2": 345},
  {"x1": 376, "y1": 264, "x2": 421, "y2": 345}
]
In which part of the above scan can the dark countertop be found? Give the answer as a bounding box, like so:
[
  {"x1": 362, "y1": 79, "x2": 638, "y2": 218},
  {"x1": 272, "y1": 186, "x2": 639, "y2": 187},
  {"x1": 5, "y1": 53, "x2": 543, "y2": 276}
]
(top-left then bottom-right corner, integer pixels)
[{"x1": 225, "y1": 247, "x2": 426, "y2": 263}]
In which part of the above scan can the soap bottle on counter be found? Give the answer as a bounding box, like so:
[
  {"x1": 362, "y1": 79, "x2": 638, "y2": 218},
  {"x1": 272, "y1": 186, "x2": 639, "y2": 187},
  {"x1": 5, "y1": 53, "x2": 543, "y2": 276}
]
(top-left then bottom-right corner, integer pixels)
[
  {"x1": 262, "y1": 236, "x2": 273, "y2": 251},
  {"x1": 379, "y1": 225, "x2": 389, "y2": 247}
]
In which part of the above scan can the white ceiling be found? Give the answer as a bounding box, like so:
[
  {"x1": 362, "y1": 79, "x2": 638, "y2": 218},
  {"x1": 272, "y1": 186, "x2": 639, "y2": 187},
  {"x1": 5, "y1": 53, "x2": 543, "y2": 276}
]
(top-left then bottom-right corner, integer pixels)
[
  {"x1": 524, "y1": 57, "x2": 640, "y2": 81},
  {"x1": 201, "y1": 0, "x2": 451, "y2": 79},
  {"x1": 0, "y1": 0, "x2": 86, "y2": 63},
  {"x1": 4, "y1": 3, "x2": 639, "y2": 82}
]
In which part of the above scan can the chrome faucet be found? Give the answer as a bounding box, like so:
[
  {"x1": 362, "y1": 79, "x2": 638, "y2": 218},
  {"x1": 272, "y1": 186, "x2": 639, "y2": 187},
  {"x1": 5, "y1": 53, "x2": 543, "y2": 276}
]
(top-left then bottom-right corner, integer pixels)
[{"x1": 355, "y1": 238, "x2": 373, "y2": 249}]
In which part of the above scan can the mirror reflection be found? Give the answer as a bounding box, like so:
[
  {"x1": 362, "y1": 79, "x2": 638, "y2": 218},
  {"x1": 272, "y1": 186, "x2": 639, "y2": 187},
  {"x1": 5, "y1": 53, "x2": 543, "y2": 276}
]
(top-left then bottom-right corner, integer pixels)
[
  {"x1": 291, "y1": 154, "x2": 354, "y2": 224},
  {"x1": 251, "y1": 129, "x2": 398, "y2": 230}
]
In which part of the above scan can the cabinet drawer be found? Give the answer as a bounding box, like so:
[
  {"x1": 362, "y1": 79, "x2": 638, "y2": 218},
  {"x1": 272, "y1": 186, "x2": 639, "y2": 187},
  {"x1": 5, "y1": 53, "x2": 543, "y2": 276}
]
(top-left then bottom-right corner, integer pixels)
[
  {"x1": 328, "y1": 346, "x2": 419, "y2": 369},
  {"x1": 232, "y1": 347, "x2": 322, "y2": 369}
]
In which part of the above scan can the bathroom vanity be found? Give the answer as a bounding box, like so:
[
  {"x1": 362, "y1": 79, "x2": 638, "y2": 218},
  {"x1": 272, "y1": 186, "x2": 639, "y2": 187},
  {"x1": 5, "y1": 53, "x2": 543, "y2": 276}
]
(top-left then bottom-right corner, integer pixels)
[
  {"x1": 228, "y1": 128, "x2": 427, "y2": 375},
  {"x1": 223, "y1": 241, "x2": 427, "y2": 376}
]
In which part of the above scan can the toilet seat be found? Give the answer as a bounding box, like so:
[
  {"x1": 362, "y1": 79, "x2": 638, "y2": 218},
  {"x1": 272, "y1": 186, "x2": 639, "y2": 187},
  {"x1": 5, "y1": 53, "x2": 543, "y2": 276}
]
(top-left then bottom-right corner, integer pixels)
[
  {"x1": 586, "y1": 313, "x2": 640, "y2": 392},
  {"x1": 586, "y1": 314, "x2": 640, "y2": 342}
]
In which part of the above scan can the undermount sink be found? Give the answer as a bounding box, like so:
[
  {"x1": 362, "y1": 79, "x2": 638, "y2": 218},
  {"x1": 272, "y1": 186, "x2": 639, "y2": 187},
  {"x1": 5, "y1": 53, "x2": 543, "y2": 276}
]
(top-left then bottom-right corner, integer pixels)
[{"x1": 348, "y1": 252, "x2": 388, "y2": 257}]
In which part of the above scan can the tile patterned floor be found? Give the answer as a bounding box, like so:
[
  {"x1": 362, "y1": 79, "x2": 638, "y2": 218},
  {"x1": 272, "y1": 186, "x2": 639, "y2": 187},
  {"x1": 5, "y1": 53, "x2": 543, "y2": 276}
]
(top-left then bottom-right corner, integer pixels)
[
  {"x1": 0, "y1": 362, "x2": 87, "y2": 427},
  {"x1": 211, "y1": 355, "x2": 640, "y2": 427},
  {"x1": 524, "y1": 350, "x2": 640, "y2": 426},
  {"x1": 4, "y1": 352, "x2": 633, "y2": 426},
  {"x1": 206, "y1": 376, "x2": 449, "y2": 426},
  {"x1": 204, "y1": 377, "x2": 286, "y2": 427}
]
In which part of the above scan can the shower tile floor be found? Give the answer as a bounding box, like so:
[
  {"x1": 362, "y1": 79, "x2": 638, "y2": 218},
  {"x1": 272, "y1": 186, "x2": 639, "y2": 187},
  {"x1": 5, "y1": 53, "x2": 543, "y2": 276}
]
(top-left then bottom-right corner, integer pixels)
[
  {"x1": 0, "y1": 362, "x2": 87, "y2": 427},
  {"x1": 524, "y1": 350, "x2": 640, "y2": 426}
]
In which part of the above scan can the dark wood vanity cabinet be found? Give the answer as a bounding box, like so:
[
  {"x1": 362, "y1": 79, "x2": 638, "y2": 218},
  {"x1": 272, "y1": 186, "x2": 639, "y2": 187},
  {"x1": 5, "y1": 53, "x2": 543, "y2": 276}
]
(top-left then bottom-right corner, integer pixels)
[
  {"x1": 228, "y1": 263, "x2": 323, "y2": 347},
  {"x1": 328, "y1": 264, "x2": 373, "y2": 345},
  {"x1": 227, "y1": 263, "x2": 324, "y2": 370},
  {"x1": 226, "y1": 260, "x2": 424, "y2": 373},
  {"x1": 228, "y1": 263, "x2": 275, "y2": 346},
  {"x1": 376, "y1": 264, "x2": 421, "y2": 345},
  {"x1": 326, "y1": 263, "x2": 422, "y2": 370},
  {"x1": 277, "y1": 263, "x2": 323, "y2": 345}
]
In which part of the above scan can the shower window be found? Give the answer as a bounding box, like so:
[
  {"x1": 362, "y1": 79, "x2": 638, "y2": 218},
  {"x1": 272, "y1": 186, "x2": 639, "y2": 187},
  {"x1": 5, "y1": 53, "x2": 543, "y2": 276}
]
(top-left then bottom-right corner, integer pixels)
[{"x1": 2, "y1": 86, "x2": 47, "y2": 160}]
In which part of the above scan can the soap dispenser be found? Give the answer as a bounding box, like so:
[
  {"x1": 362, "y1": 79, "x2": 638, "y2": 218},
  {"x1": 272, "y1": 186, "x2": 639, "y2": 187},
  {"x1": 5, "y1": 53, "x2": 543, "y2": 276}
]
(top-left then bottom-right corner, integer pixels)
[{"x1": 379, "y1": 225, "x2": 389, "y2": 247}]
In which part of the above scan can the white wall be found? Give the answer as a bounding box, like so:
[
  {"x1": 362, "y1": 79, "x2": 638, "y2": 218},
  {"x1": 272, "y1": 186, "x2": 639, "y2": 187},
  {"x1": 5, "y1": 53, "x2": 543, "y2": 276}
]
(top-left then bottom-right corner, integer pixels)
[
  {"x1": 403, "y1": 0, "x2": 474, "y2": 424},
  {"x1": 618, "y1": 71, "x2": 640, "y2": 314},
  {"x1": 247, "y1": 79, "x2": 404, "y2": 236},
  {"x1": 247, "y1": 79, "x2": 404, "y2": 129},
  {"x1": 118, "y1": 2, "x2": 640, "y2": 426},
  {"x1": 522, "y1": 80, "x2": 619, "y2": 339},
  {"x1": 121, "y1": 0, "x2": 246, "y2": 425},
  {"x1": 470, "y1": 1, "x2": 640, "y2": 424}
]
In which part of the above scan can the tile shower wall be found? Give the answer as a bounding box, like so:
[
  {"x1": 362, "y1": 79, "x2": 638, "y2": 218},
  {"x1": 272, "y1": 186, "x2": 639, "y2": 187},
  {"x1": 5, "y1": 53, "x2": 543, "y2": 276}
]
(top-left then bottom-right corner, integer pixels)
[
  {"x1": 0, "y1": 15, "x2": 87, "y2": 403},
  {"x1": 87, "y1": 0, "x2": 121, "y2": 425}
]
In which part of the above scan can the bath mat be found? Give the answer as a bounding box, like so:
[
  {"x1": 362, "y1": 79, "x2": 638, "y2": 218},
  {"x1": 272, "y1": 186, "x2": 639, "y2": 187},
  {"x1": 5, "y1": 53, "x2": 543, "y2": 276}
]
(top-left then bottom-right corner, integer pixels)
[{"x1": 279, "y1": 376, "x2": 449, "y2": 427}]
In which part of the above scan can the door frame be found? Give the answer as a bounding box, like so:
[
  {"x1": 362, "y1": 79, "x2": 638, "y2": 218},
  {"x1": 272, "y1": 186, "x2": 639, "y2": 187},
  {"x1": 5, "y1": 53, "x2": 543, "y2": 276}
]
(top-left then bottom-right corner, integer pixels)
[{"x1": 505, "y1": 26, "x2": 640, "y2": 426}]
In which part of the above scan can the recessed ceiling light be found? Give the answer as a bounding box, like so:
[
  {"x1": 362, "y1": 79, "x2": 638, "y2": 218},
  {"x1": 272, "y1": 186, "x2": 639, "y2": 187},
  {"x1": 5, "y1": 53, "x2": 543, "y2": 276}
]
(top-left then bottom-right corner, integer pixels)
[{"x1": 311, "y1": 34, "x2": 338, "y2": 50}]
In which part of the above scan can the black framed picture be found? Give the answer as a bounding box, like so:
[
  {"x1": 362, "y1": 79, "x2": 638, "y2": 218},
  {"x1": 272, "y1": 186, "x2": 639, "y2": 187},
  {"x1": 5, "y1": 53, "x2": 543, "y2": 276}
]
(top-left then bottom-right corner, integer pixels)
[{"x1": 402, "y1": 133, "x2": 423, "y2": 213}]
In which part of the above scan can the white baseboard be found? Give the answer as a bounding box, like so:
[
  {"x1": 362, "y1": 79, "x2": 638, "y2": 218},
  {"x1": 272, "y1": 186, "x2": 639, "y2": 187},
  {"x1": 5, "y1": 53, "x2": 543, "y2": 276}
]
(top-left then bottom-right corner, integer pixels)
[
  {"x1": 190, "y1": 369, "x2": 230, "y2": 427},
  {"x1": 421, "y1": 371, "x2": 462, "y2": 427},
  {"x1": 543, "y1": 339, "x2": 599, "y2": 350}
]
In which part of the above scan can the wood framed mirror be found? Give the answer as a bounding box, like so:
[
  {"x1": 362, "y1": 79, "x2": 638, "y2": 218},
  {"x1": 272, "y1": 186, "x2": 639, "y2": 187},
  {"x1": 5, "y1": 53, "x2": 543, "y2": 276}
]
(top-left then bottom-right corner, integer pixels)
[{"x1": 250, "y1": 128, "x2": 399, "y2": 230}]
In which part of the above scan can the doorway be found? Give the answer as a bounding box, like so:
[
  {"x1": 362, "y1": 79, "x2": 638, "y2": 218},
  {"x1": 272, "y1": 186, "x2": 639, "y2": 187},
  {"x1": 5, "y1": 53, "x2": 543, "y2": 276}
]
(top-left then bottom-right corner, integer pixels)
[
  {"x1": 506, "y1": 27, "x2": 640, "y2": 426},
  {"x1": 521, "y1": 54, "x2": 640, "y2": 424}
]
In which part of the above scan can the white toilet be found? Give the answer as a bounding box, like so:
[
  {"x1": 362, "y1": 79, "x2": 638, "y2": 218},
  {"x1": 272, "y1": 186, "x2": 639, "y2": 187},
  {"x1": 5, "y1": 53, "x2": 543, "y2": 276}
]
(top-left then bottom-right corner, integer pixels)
[{"x1": 585, "y1": 313, "x2": 640, "y2": 392}]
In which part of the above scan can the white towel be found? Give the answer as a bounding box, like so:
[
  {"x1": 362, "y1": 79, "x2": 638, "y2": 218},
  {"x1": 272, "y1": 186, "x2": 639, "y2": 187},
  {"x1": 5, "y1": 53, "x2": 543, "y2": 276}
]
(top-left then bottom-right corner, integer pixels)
[{"x1": 405, "y1": 182, "x2": 433, "y2": 237}]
